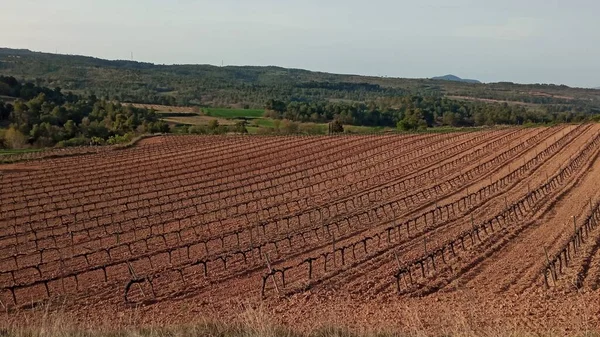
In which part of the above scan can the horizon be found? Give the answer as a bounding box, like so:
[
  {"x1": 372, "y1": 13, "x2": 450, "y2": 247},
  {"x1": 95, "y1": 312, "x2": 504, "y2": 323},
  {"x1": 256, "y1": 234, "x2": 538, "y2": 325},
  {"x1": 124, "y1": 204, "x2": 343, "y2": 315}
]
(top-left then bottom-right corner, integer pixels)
[{"x1": 2, "y1": 0, "x2": 599, "y2": 88}]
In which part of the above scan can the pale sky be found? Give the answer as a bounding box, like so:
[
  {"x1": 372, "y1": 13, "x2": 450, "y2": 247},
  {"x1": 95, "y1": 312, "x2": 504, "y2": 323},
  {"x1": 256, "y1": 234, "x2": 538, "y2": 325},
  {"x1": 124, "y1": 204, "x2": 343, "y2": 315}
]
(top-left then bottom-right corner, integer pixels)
[{"x1": 1, "y1": 0, "x2": 599, "y2": 87}]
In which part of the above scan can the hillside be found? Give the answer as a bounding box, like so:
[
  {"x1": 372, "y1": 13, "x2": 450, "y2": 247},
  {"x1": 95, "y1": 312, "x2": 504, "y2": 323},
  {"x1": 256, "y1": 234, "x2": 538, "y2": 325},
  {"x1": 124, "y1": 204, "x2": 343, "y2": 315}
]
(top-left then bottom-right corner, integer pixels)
[
  {"x1": 1, "y1": 48, "x2": 600, "y2": 111},
  {"x1": 431, "y1": 74, "x2": 481, "y2": 84}
]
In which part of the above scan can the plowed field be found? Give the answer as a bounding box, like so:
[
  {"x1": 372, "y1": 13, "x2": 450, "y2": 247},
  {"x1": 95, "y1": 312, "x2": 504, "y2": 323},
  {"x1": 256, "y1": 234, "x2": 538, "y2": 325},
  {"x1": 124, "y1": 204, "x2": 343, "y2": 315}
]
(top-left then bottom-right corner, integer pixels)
[{"x1": 1, "y1": 126, "x2": 600, "y2": 334}]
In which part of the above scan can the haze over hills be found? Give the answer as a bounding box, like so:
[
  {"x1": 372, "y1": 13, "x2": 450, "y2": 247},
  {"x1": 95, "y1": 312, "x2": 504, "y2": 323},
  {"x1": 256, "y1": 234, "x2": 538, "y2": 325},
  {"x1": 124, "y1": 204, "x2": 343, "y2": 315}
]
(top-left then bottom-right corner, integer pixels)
[{"x1": 430, "y1": 74, "x2": 482, "y2": 84}]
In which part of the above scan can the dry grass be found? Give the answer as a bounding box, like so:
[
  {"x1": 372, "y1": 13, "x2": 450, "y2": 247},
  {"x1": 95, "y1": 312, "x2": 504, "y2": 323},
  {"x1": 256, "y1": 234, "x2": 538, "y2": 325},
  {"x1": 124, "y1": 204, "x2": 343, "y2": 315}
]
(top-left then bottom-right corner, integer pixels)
[
  {"x1": 1, "y1": 305, "x2": 300, "y2": 337},
  {"x1": 2, "y1": 303, "x2": 599, "y2": 337}
]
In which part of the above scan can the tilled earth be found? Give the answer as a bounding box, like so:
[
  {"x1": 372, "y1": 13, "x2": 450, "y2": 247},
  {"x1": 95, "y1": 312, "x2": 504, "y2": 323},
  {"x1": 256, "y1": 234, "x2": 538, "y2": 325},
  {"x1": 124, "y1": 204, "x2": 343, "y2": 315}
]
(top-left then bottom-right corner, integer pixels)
[{"x1": 1, "y1": 127, "x2": 600, "y2": 334}]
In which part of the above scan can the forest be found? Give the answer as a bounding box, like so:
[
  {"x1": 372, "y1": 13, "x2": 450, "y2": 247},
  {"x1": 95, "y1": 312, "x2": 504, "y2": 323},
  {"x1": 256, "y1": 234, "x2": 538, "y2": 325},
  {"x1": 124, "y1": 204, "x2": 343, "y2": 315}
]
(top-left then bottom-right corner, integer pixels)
[
  {"x1": 265, "y1": 96, "x2": 593, "y2": 130},
  {"x1": 1, "y1": 48, "x2": 599, "y2": 113},
  {"x1": 0, "y1": 76, "x2": 170, "y2": 148}
]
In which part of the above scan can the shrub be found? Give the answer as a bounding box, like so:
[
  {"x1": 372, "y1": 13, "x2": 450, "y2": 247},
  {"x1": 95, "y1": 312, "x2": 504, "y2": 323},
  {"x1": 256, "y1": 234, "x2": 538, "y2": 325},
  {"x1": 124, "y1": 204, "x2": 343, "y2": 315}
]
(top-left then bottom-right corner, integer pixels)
[
  {"x1": 4, "y1": 127, "x2": 27, "y2": 149},
  {"x1": 106, "y1": 133, "x2": 134, "y2": 145},
  {"x1": 90, "y1": 137, "x2": 106, "y2": 145},
  {"x1": 330, "y1": 119, "x2": 344, "y2": 133},
  {"x1": 189, "y1": 125, "x2": 208, "y2": 134},
  {"x1": 298, "y1": 123, "x2": 324, "y2": 135},
  {"x1": 56, "y1": 137, "x2": 89, "y2": 147}
]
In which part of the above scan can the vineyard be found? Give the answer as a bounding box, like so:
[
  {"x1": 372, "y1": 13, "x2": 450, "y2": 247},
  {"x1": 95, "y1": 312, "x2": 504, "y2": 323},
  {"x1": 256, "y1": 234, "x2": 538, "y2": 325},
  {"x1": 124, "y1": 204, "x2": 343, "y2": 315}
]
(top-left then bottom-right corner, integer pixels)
[{"x1": 1, "y1": 125, "x2": 600, "y2": 332}]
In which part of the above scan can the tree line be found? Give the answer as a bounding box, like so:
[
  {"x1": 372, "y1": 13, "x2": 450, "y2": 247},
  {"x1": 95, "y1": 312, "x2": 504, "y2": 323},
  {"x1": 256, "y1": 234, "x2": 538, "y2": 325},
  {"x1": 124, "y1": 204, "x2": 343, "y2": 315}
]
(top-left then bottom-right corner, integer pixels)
[{"x1": 265, "y1": 96, "x2": 595, "y2": 130}]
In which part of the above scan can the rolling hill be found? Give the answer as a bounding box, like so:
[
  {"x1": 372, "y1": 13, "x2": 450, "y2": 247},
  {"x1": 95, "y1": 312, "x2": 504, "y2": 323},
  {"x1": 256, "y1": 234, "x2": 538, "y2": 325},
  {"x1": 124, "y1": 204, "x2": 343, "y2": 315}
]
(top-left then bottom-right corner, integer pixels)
[{"x1": 0, "y1": 48, "x2": 598, "y2": 110}]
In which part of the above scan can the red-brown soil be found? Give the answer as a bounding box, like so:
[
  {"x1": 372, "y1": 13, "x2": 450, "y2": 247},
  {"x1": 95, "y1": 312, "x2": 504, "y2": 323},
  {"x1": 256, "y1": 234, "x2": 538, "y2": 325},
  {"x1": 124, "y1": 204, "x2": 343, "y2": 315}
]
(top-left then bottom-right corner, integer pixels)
[{"x1": 1, "y1": 126, "x2": 600, "y2": 334}]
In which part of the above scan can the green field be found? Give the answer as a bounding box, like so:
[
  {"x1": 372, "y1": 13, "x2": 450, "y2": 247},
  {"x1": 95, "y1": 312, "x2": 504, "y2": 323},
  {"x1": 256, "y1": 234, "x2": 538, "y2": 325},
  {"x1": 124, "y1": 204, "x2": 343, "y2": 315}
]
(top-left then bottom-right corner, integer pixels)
[
  {"x1": 249, "y1": 118, "x2": 276, "y2": 127},
  {"x1": 0, "y1": 148, "x2": 43, "y2": 155},
  {"x1": 205, "y1": 108, "x2": 265, "y2": 119},
  {"x1": 158, "y1": 106, "x2": 417, "y2": 135}
]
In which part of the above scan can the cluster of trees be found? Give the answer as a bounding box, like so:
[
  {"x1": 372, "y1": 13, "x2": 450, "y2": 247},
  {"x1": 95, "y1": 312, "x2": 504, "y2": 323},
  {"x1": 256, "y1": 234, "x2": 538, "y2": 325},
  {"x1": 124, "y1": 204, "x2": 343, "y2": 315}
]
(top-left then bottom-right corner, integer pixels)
[
  {"x1": 265, "y1": 96, "x2": 594, "y2": 130},
  {"x1": 0, "y1": 76, "x2": 170, "y2": 148},
  {"x1": 0, "y1": 75, "x2": 78, "y2": 104}
]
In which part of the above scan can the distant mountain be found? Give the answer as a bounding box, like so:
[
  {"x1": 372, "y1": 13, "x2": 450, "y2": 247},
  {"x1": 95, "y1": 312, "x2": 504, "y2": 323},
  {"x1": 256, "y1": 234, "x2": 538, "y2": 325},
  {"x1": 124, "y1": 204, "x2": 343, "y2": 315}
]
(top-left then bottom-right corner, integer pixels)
[{"x1": 431, "y1": 74, "x2": 481, "y2": 84}]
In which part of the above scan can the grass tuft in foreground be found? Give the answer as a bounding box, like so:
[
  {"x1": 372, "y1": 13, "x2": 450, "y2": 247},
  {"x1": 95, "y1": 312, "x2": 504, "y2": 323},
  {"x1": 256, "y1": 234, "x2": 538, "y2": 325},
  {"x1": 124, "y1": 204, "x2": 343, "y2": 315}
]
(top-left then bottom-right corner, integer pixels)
[{"x1": 1, "y1": 304, "x2": 598, "y2": 337}]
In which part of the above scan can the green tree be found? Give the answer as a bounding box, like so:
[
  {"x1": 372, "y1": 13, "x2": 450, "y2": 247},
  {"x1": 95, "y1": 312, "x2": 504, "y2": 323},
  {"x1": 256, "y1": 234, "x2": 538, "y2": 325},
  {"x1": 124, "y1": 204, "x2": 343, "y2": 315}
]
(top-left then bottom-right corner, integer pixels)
[
  {"x1": 442, "y1": 112, "x2": 457, "y2": 126},
  {"x1": 208, "y1": 119, "x2": 220, "y2": 130},
  {"x1": 64, "y1": 120, "x2": 77, "y2": 138},
  {"x1": 4, "y1": 127, "x2": 27, "y2": 149},
  {"x1": 330, "y1": 119, "x2": 344, "y2": 133},
  {"x1": 280, "y1": 119, "x2": 299, "y2": 134}
]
